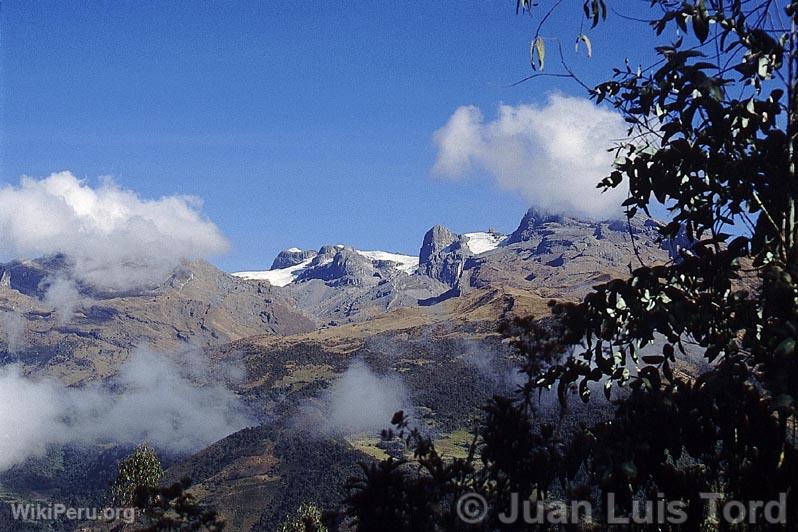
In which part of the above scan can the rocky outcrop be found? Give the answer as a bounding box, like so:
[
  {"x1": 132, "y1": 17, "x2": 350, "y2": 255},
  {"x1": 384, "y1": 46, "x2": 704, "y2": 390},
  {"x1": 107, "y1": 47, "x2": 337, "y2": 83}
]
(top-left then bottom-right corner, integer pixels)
[
  {"x1": 506, "y1": 208, "x2": 564, "y2": 244},
  {"x1": 0, "y1": 255, "x2": 76, "y2": 299},
  {"x1": 297, "y1": 247, "x2": 376, "y2": 287},
  {"x1": 418, "y1": 225, "x2": 471, "y2": 287},
  {"x1": 461, "y1": 213, "x2": 670, "y2": 299},
  {"x1": 270, "y1": 249, "x2": 318, "y2": 270},
  {"x1": 419, "y1": 225, "x2": 458, "y2": 265}
]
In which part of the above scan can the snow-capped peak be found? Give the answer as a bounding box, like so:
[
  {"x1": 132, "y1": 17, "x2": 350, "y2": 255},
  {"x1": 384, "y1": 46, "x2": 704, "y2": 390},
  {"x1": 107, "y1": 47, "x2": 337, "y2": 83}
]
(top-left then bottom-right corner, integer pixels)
[{"x1": 232, "y1": 247, "x2": 419, "y2": 285}]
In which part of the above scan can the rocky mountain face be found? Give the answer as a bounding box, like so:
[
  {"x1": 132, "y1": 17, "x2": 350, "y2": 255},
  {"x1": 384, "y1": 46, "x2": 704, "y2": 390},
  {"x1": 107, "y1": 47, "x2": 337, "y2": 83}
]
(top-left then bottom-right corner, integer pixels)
[
  {"x1": 270, "y1": 248, "x2": 317, "y2": 270},
  {"x1": 296, "y1": 247, "x2": 376, "y2": 286},
  {"x1": 463, "y1": 209, "x2": 671, "y2": 300},
  {"x1": 234, "y1": 207, "x2": 671, "y2": 314},
  {"x1": 417, "y1": 225, "x2": 470, "y2": 287},
  {"x1": 505, "y1": 207, "x2": 565, "y2": 244}
]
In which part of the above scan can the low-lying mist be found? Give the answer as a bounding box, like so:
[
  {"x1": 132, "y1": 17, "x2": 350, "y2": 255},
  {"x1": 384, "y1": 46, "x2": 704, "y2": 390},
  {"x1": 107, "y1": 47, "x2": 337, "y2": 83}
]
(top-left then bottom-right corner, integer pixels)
[
  {"x1": 41, "y1": 275, "x2": 83, "y2": 325},
  {"x1": 298, "y1": 360, "x2": 413, "y2": 437},
  {"x1": 0, "y1": 347, "x2": 252, "y2": 471},
  {"x1": 0, "y1": 310, "x2": 25, "y2": 354}
]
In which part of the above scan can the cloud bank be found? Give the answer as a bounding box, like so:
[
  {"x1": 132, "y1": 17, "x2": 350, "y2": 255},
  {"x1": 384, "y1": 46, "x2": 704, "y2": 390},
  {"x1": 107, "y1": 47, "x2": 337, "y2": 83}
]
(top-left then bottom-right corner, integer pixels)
[
  {"x1": 432, "y1": 94, "x2": 628, "y2": 220},
  {"x1": 0, "y1": 348, "x2": 251, "y2": 470},
  {"x1": 0, "y1": 172, "x2": 228, "y2": 291}
]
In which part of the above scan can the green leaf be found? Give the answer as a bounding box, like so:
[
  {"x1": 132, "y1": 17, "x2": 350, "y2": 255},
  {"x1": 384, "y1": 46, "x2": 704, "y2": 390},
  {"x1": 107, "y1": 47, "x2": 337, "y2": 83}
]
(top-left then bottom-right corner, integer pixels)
[
  {"x1": 576, "y1": 34, "x2": 593, "y2": 58},
  {"x1": 603, "y1": 379, "x2": 613, "y2": 399},
  {"x1": 775, "y1": 338, "x2": 795, "y2": 358},
  {"x1": 693, "y1": 0, "x2": 709, "y2": 43},
  {"x1": 757, "y1": 55, "x2": 770, "y2": 77},
  {"x1": 579, "y1": 378, "x2": 591, "y2": 402},
  {"x1": 531, "y1": 36, "x2": 545, "y2": 70}
]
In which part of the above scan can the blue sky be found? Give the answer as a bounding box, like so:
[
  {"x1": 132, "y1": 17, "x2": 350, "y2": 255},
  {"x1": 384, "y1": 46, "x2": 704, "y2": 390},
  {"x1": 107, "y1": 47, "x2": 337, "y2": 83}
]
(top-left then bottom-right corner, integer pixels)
[{"x1": 1, "y1": 1, "x2": 658, "y2": 271}]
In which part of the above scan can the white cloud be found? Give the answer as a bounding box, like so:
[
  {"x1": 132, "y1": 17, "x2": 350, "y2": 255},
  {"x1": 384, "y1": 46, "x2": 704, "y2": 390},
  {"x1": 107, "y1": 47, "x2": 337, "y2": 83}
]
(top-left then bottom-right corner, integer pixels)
[
  {"x1": 0, "y1": 366, "x2": 64, "y2": 469},
  {"x1": 0, "y1": 347, "x2": 252, "y2": 470},
  {"x1": 298, "y1": 360, "x2": 412, "y2": 437},
  {"x1": 432, "y1": 94, "x2": 628, "y2": 220},
  {"x1": 0, "y1": 172, "x2": 229, "y2": 290},
  {"x1": 0, "y1": 311, "x2": 25, "y2": 354},
  {"x1": 42, "y1": 276, "x2": 82, "y2": 325}
]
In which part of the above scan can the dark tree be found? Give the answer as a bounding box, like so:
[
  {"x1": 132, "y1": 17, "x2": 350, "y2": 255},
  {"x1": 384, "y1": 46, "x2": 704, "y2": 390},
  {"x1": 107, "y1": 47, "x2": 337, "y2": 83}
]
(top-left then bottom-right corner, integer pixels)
[
  {"x1": 134, "y1": 477, "x2": 226, "y2": 531},
  {"x1": 110, "y1": 443, "x2": 164, "y2": 508}
]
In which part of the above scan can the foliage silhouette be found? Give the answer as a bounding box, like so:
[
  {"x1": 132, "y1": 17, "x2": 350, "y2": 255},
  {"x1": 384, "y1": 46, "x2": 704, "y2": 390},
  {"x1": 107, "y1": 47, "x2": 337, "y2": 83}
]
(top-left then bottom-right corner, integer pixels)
[
  {"x1": 110, "y1": 443, "x2": 164, "y2": 508},
  {"x1": 344, "y1": 1, "x2": 798, "y2": 530}
]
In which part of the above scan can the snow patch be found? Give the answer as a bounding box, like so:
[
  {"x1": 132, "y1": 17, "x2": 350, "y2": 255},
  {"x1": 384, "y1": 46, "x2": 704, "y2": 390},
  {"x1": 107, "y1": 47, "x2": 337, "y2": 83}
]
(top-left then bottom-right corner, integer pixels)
[
  {"x1": 463, "y1": 232, "x2": 505, "y2": 255},
  {"x1": 356, "y1": 250, "x2": 419, "y2": 274},
  {"x1": 286, "y1": 247, "x2": 303, "y2": 253},
  {"x1": 233, "y1": 257, "x2": 314, "y2": 286}
]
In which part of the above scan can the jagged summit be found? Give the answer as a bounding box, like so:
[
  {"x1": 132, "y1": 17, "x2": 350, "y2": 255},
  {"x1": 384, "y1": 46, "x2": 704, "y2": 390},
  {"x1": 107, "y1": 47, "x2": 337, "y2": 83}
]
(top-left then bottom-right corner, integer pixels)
[
  {"x1": 415, "y1": 226, "x2": 506, "y2": 287},
  {"x1": 270, "y1": 248, "x2": 318, "y2": 270},
  {"x1": 236, "y1": 223, "x2": 511, "y2": 292},
  {"x1": 296, "y1": 246, "x2": 375, "y2": 287},
  {"x1": 506, "y1": 207, "x2": 566, "y2": 244},
  {"x1": 234, "y1": 245, "x2": 418, "y2": 288},
  {"x1": 417, "y1": 225, "x2": 465, "y2": 287},
  {"x1": 232, "y1": 207, "x2": 670, "y2": 296},
  {"x1": 419, "y1": 225, "x2": 458, "y2": 266}
]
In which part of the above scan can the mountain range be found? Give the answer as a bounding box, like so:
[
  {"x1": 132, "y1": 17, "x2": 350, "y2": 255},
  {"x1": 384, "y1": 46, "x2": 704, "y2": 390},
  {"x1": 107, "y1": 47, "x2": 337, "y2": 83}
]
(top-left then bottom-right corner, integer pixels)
[{"x1": 0, "y1": 207, "x2": 676, "y2": 530}]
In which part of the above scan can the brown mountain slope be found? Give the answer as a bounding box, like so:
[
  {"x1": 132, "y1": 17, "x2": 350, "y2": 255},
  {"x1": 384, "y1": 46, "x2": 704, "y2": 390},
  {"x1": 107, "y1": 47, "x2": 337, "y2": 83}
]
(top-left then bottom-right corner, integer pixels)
[
  {"x1": 167, "y1": 288, "x2": 569, "y2": 530},
  {"x1": 0, "y1": 259, "x2": 315, "y2": 383}
]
